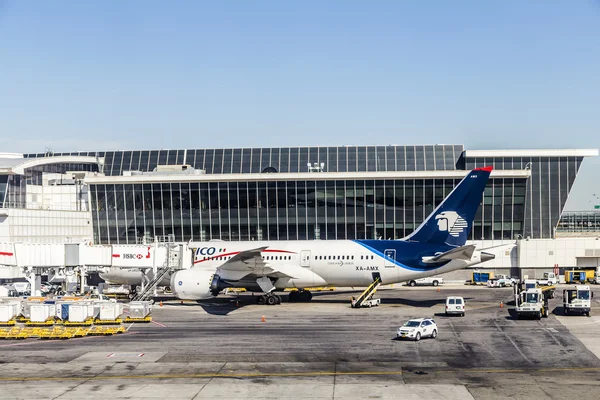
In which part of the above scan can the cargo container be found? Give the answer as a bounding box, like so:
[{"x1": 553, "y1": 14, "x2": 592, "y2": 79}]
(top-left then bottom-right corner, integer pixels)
[
  {"x1": 99, "y1": 302, "x2": 124, "y2": 320},
  {"x1": 129, "y1": 301, "x2": 152, "y2": 318},
  {"x1": 68, "y1": 303, "x2": 93, "y2": 322},
  {"x1": 30, "y1": 304, "x2": 56, "y2": 322},
  {"x1": 0, "y1": 303, "x2": 18, "y2": 322}
]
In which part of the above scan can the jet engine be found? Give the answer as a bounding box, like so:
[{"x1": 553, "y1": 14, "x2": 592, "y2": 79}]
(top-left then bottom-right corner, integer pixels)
[{"x1": 170, "y1": 269, "x2": 216, "y2": 300}]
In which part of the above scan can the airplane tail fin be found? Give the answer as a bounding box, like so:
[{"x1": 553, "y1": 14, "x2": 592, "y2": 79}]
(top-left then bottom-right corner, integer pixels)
[{"x1": 405, "y1": 167, "x2": 492, "y2": 247}]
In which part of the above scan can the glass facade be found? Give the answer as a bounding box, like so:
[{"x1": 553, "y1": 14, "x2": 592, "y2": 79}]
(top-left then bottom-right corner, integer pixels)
[
  {"x1": 557, "y1": 211, "x2": 600, "y2": 233},
  {"x1": 461, "y1": 155, "x2": 582, "y2": 239},
  {"x1": 0, "y1": 161, "x2": 99, "y2": 209},
  {"x1": 25, "y1": 146, "x2": 591, "y2": 243},
  {"x1": 89, "y1": 177, "x2": 528, "y2": 244}
]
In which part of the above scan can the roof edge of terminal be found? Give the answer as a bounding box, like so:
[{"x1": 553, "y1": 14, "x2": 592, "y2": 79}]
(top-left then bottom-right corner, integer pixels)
[
  {"x1": 463, "y1": 149, "x2": 598, "y2": 158},
  {"x1": 84, "y1": 169, "x2": 531, "y2": 184}
]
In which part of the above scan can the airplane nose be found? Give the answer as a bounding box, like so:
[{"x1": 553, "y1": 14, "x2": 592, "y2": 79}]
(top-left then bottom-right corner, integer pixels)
[{"x1": 481, "y1": 252, "x2": 495, "y2": 262}]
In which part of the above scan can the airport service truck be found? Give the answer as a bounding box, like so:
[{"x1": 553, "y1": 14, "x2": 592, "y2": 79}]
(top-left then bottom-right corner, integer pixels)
[
  {"x1": 536, "y1": 272, "x2": 558, "y2": 286},
  {"x1": 514, "y1": 285, "x2": 554, "y2": 320},
  {"x1": 563, "y1": 285, "x2": 593, "y2": 316}
]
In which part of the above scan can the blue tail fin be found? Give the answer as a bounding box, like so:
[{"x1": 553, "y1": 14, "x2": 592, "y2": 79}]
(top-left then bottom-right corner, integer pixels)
[{"x1": 405, "y1": 167, "x2": 492, "y2": 247}]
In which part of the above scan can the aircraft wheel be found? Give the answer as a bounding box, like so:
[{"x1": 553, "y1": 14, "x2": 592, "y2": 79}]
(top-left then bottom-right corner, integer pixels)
[
  {"x1": 266, "y1": 295, "x2": 277, "y2": 306},
  {"x1": 257, "y1": 295, "x2": 266, "y2": 305},
  {"x1": 274, "y1": 295, "x2": 282, "y2": 305}
]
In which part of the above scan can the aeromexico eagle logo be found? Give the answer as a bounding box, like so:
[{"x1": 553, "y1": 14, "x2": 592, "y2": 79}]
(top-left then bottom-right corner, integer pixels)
[{"x1": 435, "y1": 211, "x2": 468, "y2": 237}]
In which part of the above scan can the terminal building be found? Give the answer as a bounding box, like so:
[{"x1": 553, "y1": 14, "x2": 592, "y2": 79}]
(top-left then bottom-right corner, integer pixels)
[{"x1": 1, "y1": 145, "x2": 599, "y2": 283}]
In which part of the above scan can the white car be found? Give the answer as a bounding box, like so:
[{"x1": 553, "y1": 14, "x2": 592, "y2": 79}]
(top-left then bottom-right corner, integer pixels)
[
  {"x1": 407, "y1": 277, "x2": 444, "y2": 287},
  {"x1": 397, "y1": 318, "x2": 438, "y2": 341},
  {"x1": 445, "y1": 296, "x2": 465, "y2": 316},
  {"x1": 487, "y1": 279, "x2": 502, "y2": 288}
]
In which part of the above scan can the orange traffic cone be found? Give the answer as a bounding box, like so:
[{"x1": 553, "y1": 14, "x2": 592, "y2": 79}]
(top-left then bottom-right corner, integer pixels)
[
  {"x1": 261, "y1": 315, "x2": 266, "y2": 322},
  {"x1": 437, "y1": 287, "x2": 441, "y2": 293},
  {"x1": 500, "y1": 301, "x2": 504, "y2": 308},
  {"x1": 159, "y1": 301, "x2": 163, "y2": 307}
]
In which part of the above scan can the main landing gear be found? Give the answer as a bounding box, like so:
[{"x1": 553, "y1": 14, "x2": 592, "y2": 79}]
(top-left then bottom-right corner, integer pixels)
[
  {"x1": 288, "y1": 290, "x2": 312, "y2": 303},
  {"x1": 257, "y1": 293, "x2": 282, "y2": 305}
]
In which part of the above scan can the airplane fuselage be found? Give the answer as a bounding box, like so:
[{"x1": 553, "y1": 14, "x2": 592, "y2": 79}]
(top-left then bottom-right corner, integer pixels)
[{"x1": 188, "y1": 239, "x2": 486, "y2": 292}]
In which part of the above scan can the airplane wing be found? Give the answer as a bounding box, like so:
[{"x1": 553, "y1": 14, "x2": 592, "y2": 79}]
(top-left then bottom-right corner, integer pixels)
[
  {"x1": 210, "y1": 246, "x2": 301, "y2": 280},
  {"x1": 422, "y1": 244, "x2": 476, "y2": 264}
]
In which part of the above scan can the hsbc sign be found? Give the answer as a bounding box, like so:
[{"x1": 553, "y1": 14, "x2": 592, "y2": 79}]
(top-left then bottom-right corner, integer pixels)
[{"x1": 112, "y1": 246, "x2": 153, "y2": 267}]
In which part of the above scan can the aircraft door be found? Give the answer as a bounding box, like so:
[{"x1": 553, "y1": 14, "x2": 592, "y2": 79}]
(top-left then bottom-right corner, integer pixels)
[
  {"x1": 384, "y1": 249, "x2": 396, "y2": 268},
  {"x1": 300, "y1": 250, "x2": 311, "y2": 268}
]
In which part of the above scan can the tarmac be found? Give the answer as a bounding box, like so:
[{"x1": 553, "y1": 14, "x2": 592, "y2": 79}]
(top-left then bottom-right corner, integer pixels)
[{"x1": 1, "y1": 284, "x2": 600, "y2": 399}]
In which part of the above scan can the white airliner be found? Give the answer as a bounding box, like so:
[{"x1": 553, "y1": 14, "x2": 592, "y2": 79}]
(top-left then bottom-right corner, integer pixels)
[{"x1": 171, "y1": 167, "x2": 495, "y2": 304}]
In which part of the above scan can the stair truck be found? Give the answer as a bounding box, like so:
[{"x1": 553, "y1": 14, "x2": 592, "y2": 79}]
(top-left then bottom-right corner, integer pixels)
[
  {"x1": 514, "y1": 284, "x2": 555, "y2": 320},
  {"x1": 563, "y1": 285, "x2": 593, "y2": 316},
  {"x1": 351, "y1": 274, "x2": 382, "y2": 308}
]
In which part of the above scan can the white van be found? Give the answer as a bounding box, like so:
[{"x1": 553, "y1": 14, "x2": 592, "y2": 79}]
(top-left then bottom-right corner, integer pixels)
[{"x1": 445, "y1": 296, "x2": 465, "y2": 316}]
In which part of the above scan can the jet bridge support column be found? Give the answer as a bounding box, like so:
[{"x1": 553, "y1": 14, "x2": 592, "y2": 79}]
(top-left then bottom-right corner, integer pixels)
[{"x1": 23, "y1": 267, "x2": 42, "y2": 297}]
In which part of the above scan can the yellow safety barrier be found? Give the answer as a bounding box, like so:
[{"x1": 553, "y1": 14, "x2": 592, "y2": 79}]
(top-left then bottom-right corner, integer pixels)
[{"x1": 0, "y1": 320, "x2": 16, "y2": 326}]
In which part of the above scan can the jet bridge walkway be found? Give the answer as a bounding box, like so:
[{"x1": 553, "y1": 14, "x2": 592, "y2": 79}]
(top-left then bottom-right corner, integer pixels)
[{"x1": 351, "y1": 275, "x2": 382, "y2": 308}]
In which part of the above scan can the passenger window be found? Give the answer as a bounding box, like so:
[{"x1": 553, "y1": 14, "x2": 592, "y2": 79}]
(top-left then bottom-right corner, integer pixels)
[
  {"x1": 371, "y1": 255, "x2": 374, "y2": 260},
  {"x1": 448, "y1": 299, "x2": 455, "y2": 304},
  {"x1": 342, "y1": 256, "x2": 345, "y2": 260},
  {"x1": 456, "y1": 299, "x2": 463, "y2": 304}
]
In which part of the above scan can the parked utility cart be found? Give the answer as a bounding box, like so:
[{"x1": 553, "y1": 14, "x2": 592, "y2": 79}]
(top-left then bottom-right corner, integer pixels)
[{"x1": 563, "y1": 285, "x2": 592, "y2": 316}]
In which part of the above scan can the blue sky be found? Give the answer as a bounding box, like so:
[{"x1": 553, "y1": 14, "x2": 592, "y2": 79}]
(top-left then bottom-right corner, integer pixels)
[{"x1": 0, "y1": 1, "x2": 598, "y2": 209}]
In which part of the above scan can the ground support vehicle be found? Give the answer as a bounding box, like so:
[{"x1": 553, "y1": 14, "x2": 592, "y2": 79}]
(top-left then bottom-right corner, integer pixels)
[
  {"x1": 563, "y1": 285, "x2": 592, "y2": 316},
  {"x1": 514, "y1": 284, "x2": 554, "y2": 320},
  {"x1": 407, "y1": 277, "x2": 444, "y2": 287},
  {"x1": 445, "y1": 296, "x2": 465, "y2": 316},
  {"x1": 351, "y1": 275, "x2": 381, "y2": 308},
  {"x1": 536, "y1": 272, "x2": 558, "y2": 286}
]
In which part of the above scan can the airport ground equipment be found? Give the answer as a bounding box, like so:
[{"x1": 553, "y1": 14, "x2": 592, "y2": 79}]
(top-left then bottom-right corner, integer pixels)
[
  {"x1": 563, "y1": 285, "x2": 592, "y2": 316},
  {"x1": 95, "y1": 302, "x2": 124, "y2": 324},
  {"x1": 28, "y1": 304, "x2": 56, "y2": 325},
  {"x1": 445, "y1": 296, "x2": 465, "y2": 316},
  {"x1": 351, "y1": 275, "x2": 381, "y2": 308},
  {"x1": 514, "y1": 284, "x2": 554, "y2": 319},
  {"x1": 472, "y1": 271, "x2": 494, "y2": 285},
  {"x1": 0, "y1": 303, "x2": 18, "y2": 325},
  {"x1": 495, "y1": 274, "x2": 517, "y2": 287},
  {"x1": 131, "y1": 266, "x2": 172, "y2": 302},
  {"x1": 536, "y1": 272, "x2": 558, "y2": 286},
  {"x1": 565, "y1": 270, "x2": 588, "y2": 284},
  {"x1": 407, "y1": 277, "x2": 444, "y2": 287},
  {"x1": 125, "y1": 301, "x2": 152, "y2": 322}
]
